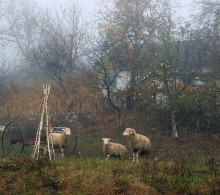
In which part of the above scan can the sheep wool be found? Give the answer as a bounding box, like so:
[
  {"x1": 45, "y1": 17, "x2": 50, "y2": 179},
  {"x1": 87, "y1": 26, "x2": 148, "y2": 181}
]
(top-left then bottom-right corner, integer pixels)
[
  {"x1": 102, "y1": 138, "x2": 128, "y2": 160},
  {"x1": 123, "y1": 128, "x2": 151, "y2": 163},
  {"x1": 48, "y1": 127, "x2": 71, "y2": 157}
]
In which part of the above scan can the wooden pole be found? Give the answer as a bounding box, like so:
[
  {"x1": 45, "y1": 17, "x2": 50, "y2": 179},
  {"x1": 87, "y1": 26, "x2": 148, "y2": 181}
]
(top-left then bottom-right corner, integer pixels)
[
  {"x1": 32, "y1": 84, "x2": 53, "y2": 160},
  {"x1": 45, "y1": 84, "x2": 52, "y2": 160},
  {"x1": 32, "y1": 100, "x2": 45, "y2": 159}
]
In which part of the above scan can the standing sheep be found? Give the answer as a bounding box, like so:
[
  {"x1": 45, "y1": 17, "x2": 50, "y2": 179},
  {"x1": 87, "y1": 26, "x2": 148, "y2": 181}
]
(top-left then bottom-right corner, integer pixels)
[
  {"x1": 123, "y1": 128, "x2": 151, "y2": 163},
  {"x1": 47, "y1": 127, "x2": 71, "y2": 157},
  {"x1": 102, "y1": 138, "x2": 128, "y2": 160}
]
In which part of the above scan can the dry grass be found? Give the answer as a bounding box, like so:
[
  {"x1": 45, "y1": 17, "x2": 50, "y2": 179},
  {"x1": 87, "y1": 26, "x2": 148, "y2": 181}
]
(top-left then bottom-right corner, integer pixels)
[
  {"x1": 0, "y1": 81, "x2": 105, "y2": 118},
  {"x1": 0, "y1": 153, "x2": 219, "y2": 195}
]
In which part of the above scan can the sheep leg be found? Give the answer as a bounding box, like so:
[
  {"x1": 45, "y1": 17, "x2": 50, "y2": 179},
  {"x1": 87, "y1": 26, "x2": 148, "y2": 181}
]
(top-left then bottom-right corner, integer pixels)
[
  {"x1": 50, "y1": 136, "x2": 56, "y2": 158},
  {"x1": 106, "y1": 154, "x2": 110, "y2": 160},
  {"x1": 61, "y1": 148, "x2": 64, "y2": 157},
  {"x1": 133, "y1": 153, "x2": 139, "y2": 163},
  {"x1": 136, "y1": 153, "x2": 139, "y2": 163},
  {"x1": 133, "y1": 153, "x2": 135, "y2": 163},
  {"x1": 52, "y1": 147, "x2": 56, "y2": 158}
]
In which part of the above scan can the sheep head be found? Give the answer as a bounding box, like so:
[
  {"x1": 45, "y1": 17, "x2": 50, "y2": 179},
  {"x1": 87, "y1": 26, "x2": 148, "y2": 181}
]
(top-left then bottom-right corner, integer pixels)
[
  {"x1": 123, "y1": 128, "x2": 136, "y2": 137},
  {"x1": 102, "y1": 138, "x2": 111, "y2": 145},
  {"x1": 62, "y1": 127, "x2": 71, "y2": 135}
]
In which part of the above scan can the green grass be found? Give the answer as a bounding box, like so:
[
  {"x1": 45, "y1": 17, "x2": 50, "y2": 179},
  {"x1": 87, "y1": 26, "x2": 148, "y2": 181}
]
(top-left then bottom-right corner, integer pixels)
[{"x1": 0, "y1": 155, "x2": 220, "y2": 195}]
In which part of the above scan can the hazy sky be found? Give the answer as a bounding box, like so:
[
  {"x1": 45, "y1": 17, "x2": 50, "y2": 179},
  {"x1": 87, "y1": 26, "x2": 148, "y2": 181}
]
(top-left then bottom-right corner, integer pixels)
[
  {"x1": 37, "y1": 0, "x2": 194, "y2": 19},
  {"x1": 175, "y1": 0, "x2": 194, "y2": 18}
]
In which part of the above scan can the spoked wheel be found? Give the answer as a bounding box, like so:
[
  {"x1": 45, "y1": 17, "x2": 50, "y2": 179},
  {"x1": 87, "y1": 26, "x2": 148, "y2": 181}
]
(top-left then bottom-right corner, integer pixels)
[
  {"x1": 2, "y1": 122, "x2": 24, "y2": 155},
  {"x1": 53, "y1": 121, "x2": 78, "y2": 156}
]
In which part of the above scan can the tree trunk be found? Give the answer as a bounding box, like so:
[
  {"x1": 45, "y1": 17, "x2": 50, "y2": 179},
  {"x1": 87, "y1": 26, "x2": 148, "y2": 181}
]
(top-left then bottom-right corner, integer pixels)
[
  {"x1": 171, "y1": 110, "x2": 178, "y2": 138},
  {"x1": 117, "y1": 113, "x2": 122, "y2": 127},
  {"x1": 106, "y1": 87, "x2": 122, "y2": 128}
]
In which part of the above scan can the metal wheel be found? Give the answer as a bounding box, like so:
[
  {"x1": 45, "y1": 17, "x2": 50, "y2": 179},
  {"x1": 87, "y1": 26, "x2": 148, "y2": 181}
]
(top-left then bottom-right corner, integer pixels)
[
  {"x1": 53, "y1": 121, "x2": 78, "y2": 156},
  {"x1": 2, "y1": 122, "x2": 24, "y2": 155}
]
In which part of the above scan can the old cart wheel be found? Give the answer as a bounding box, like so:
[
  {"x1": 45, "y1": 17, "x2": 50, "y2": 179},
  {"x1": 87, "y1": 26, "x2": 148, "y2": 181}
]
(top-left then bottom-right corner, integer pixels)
[
  {"x1": 54, "y1": 121, "x2": 78, "y2": 156},
  {"x1": 2, "y1": 122, "x2": 24, "y2": 155}
]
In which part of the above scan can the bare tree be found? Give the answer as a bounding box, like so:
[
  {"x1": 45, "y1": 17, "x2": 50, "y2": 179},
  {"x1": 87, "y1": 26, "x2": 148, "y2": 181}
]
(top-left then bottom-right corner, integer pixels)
[
  {"x1": 0, "y1": 0, "x2": 40, "y2": 98},
  {"x1": 0, "y1": 58, "x2": 12, "y2": 99},
  {"x1": 32, "y1": 1, "x2": 88, "y2": 111},
  {"x1": 88, "y1": 36, "x2": 126, "y2": 127},
  {"x1": 0, "y1": 0, "x2": 40, "y2": 66}
]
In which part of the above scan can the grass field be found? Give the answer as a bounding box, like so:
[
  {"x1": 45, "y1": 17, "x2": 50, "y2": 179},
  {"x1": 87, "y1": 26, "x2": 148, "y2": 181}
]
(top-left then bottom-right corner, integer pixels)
[
  {"x1": 0, "y1": 155, "x2": 219, "y2": 194},
  {"x1": 0, "y1": 131, "x2": 220, "y2": 194}
]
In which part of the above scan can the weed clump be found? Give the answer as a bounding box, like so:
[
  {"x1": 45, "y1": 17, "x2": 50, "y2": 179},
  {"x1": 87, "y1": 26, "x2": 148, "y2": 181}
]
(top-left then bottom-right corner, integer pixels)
[{"x1": 114, "y1": 177, "x2": 130, "y2": 194}]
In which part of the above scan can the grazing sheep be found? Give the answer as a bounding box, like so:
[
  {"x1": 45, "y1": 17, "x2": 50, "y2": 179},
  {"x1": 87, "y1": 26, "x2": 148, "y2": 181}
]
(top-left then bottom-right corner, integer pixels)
[
  {"x1": 102, "y1": 138, "x2": 128, "y2": 160},
  {"x1": 123, "y1": 128, "x2": 151, "y2": 163},
  {"x1": 47, "y1": 127, "x2": 71, "y2": 157}
]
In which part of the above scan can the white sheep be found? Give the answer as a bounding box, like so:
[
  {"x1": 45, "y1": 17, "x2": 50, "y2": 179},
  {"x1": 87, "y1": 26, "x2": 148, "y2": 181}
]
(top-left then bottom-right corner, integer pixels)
[
  {"x1": 123, "y1": 128, "x2": 151, "y2": 163},
  {"x1": 102, "y1": 138, "x2": 128, "y2": 160},
  {"x1": 47, "y1": 127, "x2": 71, "y2": 157}
]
